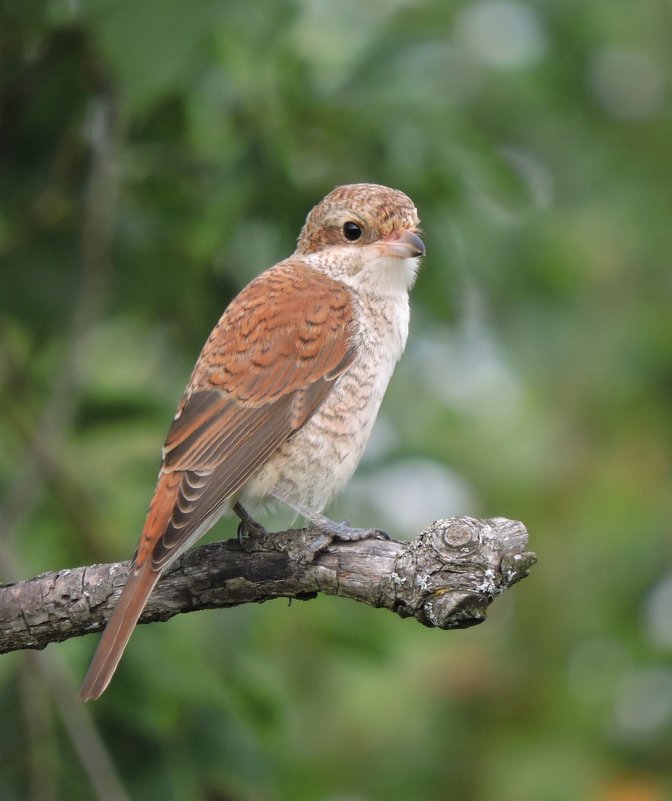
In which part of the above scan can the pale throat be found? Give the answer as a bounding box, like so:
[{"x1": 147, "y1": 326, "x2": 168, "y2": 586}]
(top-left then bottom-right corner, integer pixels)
[
  {"x1": 304, "y1": 249, "x2": 420, "y2": 297},
  {"x1": 360, "y1": 254, "x2": 420, "y2": 296}
]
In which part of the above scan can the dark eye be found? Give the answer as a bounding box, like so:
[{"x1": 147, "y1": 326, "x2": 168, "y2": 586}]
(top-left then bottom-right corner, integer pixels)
[{"x1": 343, "y1": 221, "x2": 362, "y2": 242}]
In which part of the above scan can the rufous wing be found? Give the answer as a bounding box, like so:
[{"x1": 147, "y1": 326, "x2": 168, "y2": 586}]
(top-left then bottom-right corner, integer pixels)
[{"x1": 79, "y1": 261, "x2": 356, "y2": 699}]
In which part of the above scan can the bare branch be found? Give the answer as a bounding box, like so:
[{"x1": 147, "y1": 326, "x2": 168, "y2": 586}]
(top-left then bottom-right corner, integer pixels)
[{"x1": 0, "y1": 517, "x2": 535, "y2": 655}]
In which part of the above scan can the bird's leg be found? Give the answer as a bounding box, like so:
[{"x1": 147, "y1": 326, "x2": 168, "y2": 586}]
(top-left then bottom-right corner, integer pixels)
[
  {"x1": 311, "y1": 514, "x2": 390, "y2": 542},
  {"x1": 268, "y1": 490, "x2": 389, "y2": 542},
  {"x1": 233, "y1": 501, "x2": 267, "y2": 544}
]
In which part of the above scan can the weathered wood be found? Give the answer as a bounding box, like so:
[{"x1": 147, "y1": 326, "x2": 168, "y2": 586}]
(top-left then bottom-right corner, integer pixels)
[{"x1": 0, "y1": 517, "x2": 535, "y2": 654}]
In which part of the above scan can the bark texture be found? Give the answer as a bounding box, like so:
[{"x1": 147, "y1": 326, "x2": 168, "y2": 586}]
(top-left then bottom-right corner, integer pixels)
[{"x1": 0, "y1": 517, "x2": 536, "y2": 654}]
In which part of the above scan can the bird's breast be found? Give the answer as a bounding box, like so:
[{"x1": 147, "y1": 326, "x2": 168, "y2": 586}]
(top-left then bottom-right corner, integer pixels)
[{"x1": 242, "y1": 290, "x2": 410, "y2": 515}]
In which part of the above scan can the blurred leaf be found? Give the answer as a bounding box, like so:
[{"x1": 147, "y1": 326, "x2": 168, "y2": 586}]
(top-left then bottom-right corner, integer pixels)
[{"x1": 87, "y1": 0, "x2": 223, "y2": 112}]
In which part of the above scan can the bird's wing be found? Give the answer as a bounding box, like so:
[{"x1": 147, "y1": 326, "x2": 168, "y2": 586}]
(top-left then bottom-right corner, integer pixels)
[
  {"x1": 78, "y1": 261, "x2": 356, "y2": 700},
  {"x1": 139, "y1": 259, "x2": 357, "y2": 571}
]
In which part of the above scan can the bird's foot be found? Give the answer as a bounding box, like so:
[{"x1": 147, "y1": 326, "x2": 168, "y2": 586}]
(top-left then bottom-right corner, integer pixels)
[
  {"x1": 276, "y1": 518, "x2": 389, "y2": 565},
  {"x1": 264, "y1": 490, "x2": 389, "y2": 553},
  {"x1": 233, "y1": 501, "x2": 267, "y2": 544},
  {"x1": 315, "y1": 517, "x2": 390, "y2": 542}
]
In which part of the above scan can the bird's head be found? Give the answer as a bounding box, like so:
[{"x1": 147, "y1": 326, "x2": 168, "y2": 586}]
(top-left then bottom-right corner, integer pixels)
[{"x1": 295, "y1": 183, "x2": 424, "y2": 293}]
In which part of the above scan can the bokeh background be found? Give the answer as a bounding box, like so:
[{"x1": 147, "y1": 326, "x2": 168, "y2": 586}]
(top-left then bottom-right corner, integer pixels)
[{"x1": 1, "y1": 1, "x2": 671, "y2": 799}]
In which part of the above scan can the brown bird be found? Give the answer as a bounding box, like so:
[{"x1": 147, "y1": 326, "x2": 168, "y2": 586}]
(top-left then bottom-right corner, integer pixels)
[{"x1": 78, "y1": 183, "x2": 424, "y2": 700}]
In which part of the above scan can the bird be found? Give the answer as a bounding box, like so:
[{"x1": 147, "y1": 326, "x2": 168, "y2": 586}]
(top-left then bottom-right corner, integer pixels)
[{"x1": 78, "y1": 182, "x2": 425, "y2": 700}]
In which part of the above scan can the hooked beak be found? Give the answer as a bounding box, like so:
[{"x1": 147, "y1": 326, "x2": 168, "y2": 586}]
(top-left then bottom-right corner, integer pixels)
[{"x1": 377, "y1": 229, "x2": 426, "y2": 259}]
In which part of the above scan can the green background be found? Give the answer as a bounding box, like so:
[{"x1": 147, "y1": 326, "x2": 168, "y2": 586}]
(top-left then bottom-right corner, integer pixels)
[{"x1": 1, "y1": 1, "x2": 671, "y2": 799}]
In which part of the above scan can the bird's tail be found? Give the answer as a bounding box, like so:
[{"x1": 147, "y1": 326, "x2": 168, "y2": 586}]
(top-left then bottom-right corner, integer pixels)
[{"x1": 78, "y1": 562, "x2": 161, "y2": 701}]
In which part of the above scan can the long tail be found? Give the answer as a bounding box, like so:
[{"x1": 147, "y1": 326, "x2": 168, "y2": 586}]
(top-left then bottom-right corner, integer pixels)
[{"x1": 78, "y1": 562, "x2": 161, "y2": 701}]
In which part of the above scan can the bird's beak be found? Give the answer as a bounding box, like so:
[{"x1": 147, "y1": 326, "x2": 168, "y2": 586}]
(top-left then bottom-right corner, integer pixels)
[{"x1": 377, "y1": 229, "x2": 426, "y2": 259}]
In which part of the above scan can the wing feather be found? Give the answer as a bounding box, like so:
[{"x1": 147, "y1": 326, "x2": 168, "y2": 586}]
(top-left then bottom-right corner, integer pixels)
[{"x1": 137, "y1": 260, "x2": 357, "y2": 569}]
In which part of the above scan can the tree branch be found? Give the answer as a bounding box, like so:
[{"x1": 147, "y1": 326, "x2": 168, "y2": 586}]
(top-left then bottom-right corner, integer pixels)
[{"x1": 0, "y1": 517, "x2": 535, "y2": 655}]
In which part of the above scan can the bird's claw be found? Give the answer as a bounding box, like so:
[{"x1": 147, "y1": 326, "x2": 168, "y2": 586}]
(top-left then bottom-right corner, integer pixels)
[
  {"x1": 318, "y1": 518, "x2": 390, "y2": 542},
  {"x1": 233, "y1": 502, "x2": 267, "y2": 544}
]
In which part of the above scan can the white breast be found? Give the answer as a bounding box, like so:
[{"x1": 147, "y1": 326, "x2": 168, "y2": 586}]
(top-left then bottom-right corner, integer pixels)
[{"x1": 242, "y1": 282, "x2": 411, "y2": 517}]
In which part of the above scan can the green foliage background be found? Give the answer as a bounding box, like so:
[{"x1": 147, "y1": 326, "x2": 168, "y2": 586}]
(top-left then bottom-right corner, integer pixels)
[{"x1": 1, "y1": 1, "x2": 671, "y2": 799}]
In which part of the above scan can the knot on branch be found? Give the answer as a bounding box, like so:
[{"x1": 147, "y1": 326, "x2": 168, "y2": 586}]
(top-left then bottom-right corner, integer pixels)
[{"x1": 386, "y1": 517, "x2": 535, "y2": 630}]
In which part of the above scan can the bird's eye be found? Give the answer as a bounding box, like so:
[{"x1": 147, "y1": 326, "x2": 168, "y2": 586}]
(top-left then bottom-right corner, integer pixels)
[{"x1": 342, "y1": 221, "x2": 362, "y2": 242}]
